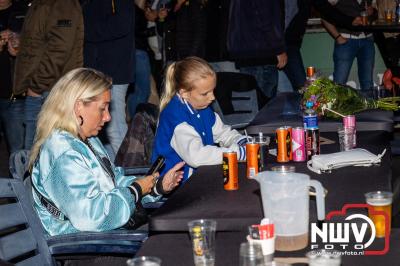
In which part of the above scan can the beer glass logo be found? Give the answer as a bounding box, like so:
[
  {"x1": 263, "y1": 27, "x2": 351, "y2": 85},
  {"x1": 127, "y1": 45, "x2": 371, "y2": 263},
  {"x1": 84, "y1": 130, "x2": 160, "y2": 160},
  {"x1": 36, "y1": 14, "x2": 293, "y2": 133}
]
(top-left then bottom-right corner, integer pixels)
[{"x1": 310, "y1": 204, "x2": 390, "y2": 255}]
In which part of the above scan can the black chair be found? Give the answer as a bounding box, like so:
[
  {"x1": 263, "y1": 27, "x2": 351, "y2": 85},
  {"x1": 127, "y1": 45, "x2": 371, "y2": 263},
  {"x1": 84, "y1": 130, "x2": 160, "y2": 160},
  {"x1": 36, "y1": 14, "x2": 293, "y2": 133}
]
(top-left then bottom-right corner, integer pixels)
[
  {"x1": 212, "y1": 72, "x2": 264, "y2": 129},
  {"x1": 0, "y1": 177, "x2": 57, "y2": 265}
]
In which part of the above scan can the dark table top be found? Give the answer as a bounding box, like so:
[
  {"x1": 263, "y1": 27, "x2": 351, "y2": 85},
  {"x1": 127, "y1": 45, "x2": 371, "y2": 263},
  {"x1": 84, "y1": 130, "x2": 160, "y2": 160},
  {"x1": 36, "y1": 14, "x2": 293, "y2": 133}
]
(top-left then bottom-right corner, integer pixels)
[
  {"x1": 136, "y1": 229, "x2": 400, "y2": 266},
  {"x1": 352, "y1": 19, "x2": 400, "y2": 32},
  {"x1": 245, "y1": 93, "x2": 394, "y2": 135},
  {"x1": 149, "y1": 131, "x2": 392, "y2": 232}
]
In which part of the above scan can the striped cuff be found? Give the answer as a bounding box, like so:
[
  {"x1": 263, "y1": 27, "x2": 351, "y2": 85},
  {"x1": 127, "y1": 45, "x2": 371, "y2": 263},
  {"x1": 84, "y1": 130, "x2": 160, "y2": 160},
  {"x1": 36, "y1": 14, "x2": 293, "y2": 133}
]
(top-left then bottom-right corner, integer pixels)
[
  {"x1": 129, "y1": 182, "x2": 143, "y2": 203},
  {"x1": 239, "y1": 145, "x2": 246, "y2": 161},
  {"x1": 237, "y1": 136, "x2": 249, "y2": 146}
]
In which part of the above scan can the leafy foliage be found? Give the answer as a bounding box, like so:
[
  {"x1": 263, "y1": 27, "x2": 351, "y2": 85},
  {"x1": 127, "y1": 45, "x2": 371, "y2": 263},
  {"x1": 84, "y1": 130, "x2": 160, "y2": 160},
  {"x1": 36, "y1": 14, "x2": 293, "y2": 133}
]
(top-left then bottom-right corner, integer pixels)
[{"x1": 302, "y1": 78, "x2": 400, "y2": 119}]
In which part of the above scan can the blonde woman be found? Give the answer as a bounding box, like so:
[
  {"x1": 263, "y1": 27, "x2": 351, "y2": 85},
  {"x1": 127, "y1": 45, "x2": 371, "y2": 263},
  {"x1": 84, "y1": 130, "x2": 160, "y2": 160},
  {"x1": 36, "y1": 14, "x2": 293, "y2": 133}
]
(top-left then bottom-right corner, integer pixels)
[{"x1": 30, "y1": 68, "x2": 184, "y2": 236}]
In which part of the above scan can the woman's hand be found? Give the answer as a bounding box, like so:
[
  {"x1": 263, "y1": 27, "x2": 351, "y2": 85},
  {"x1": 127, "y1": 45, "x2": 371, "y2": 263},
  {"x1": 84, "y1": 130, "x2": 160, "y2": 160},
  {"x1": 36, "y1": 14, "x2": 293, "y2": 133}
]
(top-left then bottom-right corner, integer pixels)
[
  {"x1": 135, "y1": 172, "x2": 159, "y2": 195},
  {"x1": 162, "y1": 162, "x2": 185, "y2": 193}
]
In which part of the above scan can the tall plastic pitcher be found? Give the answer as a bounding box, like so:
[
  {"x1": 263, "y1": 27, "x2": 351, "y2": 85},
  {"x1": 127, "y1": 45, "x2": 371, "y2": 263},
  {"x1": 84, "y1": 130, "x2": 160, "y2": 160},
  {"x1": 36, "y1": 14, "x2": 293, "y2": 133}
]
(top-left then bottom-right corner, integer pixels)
[{"x1": 253, "y1": 171, "x2": 325, "y2": 251}]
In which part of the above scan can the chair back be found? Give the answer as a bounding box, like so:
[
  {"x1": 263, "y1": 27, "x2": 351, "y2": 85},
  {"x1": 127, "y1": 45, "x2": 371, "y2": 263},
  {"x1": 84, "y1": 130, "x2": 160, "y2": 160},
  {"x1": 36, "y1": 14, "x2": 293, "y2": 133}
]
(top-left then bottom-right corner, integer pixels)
[
  {"x1": 9, "y1": 150, "x2": 33, "y2": 204},
  {"x1": 213, "y1": 89, "x2": 259, "y2": 129},
  {"x1": 0, "y1": 178, "x2": 55, "y2": 266},
  {"x1": 9, "y1": 150, "x2": 31, "y2": 181}
]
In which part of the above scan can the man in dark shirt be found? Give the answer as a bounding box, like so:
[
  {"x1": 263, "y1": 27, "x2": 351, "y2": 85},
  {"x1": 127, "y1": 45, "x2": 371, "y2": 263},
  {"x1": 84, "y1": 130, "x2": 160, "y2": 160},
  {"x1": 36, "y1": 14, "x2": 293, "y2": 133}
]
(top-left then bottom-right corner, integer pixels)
[{"x1": 0, "y1": 0, "x2": 26, "y2": 154}]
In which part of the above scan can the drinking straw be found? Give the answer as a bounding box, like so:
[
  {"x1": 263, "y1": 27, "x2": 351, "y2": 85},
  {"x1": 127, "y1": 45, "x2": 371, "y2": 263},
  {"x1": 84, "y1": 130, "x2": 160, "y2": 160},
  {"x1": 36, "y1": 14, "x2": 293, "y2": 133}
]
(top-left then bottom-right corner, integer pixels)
[
  {"x1": 321, "y1": 106, "x2": 345, "y2": 118},
  {"x1": 244, "y1": 130, "x2": 251, "y2": 142}
]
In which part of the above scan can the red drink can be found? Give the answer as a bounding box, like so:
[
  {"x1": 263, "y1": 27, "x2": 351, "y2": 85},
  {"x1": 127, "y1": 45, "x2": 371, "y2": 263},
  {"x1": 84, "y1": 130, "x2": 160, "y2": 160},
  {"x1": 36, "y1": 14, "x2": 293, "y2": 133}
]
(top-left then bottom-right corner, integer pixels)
[
  {"x1": 343, "y1": 115, "x2": 356, "y2": 148},
  {"x1": 246, "y1": 143, "x2": 260, "y2": 178},
  {"x1": 276, "y1": 127, "x2": 290, "y2": 163},
  {"x1": 306, "y1": 128, "x2": 320, "y2": 160},
  {"x1": 223, "y1": 151, "x2": 238, "y2": 190},
  {"x1": 292, "y1": 127, "x2": 306, "y2": 162}
]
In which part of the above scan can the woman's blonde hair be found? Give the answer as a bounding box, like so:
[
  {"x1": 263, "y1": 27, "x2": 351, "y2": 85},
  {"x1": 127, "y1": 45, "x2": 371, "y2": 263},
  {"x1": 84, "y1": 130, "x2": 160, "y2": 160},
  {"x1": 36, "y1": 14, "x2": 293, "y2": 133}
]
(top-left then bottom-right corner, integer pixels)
[
  {"x1": 159, "y1": 56, "x2": 215, "y2": 111},
  {"x1": 29, "y1": 68, "x2": 112, "y2": 168}
]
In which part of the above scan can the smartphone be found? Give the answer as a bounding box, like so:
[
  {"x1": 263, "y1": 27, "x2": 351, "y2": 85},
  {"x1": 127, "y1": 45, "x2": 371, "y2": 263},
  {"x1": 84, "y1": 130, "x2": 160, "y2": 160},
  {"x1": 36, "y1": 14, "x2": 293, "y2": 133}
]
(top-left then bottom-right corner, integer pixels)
[{"x1": 147, "y1": 156, "x2": 165, "y2": 176}]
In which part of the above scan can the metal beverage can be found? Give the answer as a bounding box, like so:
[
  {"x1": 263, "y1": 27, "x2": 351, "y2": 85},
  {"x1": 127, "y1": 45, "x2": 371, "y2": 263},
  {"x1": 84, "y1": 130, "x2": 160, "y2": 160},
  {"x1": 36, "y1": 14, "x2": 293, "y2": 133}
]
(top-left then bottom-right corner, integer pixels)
[
  {"x1": 256, "y1": 132, "x2": 269, "y2": 171},
  {"x1": 343, "y1": 115, "x2": 355, "y2": 128},
  {"x1": 292, "y1": 127, "x2": 306, "y2": 162},
  {"x1": 343, "y1": 115, "x2": 356, "y2": 148},
  {"x1": 306, "y1": 66, "x2": 315, "y2": 78},
  {"x1": 306, "y1": 128, "x2": 320, "y2": 160},
  {"x1": 276, "y1": 127, "x2": 290, "y2": 163},
  {"x1": 284, "y1": 126, "x2": 293, "y2": 160},
  {"x1": 223, "y1": 151, "x2": 238, "y2": 190},
  {"x1": 246, "y1": 142, "x2": 260, "y2": 178}
]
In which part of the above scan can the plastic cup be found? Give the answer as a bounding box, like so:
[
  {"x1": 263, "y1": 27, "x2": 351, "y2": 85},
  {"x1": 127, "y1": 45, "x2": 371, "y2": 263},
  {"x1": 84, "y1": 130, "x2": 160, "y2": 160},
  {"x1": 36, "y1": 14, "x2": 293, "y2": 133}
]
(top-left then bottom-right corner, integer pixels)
[
  {"x1": 365, "y1": 191, "x2": 393, "y2": 238},
  {"x1": 188, "y1": 219, "x2": 217, "y2": 266},
  {"x1": 239, "y1": 242, "x2": 265, "y2": 266},
  {"x1": 360, "y1": 11, "x2": 368, "y2": 25},
  {"x1": 306, "y1": 249, "x2": 341, "y2": 266},
  {"x1": 246, "y1": 235, "x2": 275, "y2": 263},
  {"x1": 385, "y1": 9, "x2": 393, "y2": 22},
  {"x1": 126, "y1": 256, "x2": 161, "y2": 266},
  {"x1": 337, "y1": 127, "x2": 354, "y2": 151}
]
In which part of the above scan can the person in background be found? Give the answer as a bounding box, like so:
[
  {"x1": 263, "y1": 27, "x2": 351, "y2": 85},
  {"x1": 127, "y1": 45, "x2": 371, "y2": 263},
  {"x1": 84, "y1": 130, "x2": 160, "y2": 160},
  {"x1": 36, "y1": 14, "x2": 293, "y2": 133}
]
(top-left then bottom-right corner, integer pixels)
[
  {"x1": 152, "y1": 57, "x2": 248, "y2": 182},
  {"x1": 13, "y1": 0, "x2": 83, "y2": 150},
  {"x1": 127, "y1": 0, "x2": 153, "y2": 119},
  {"x1": 204, "y1": 0, "x2": 237, "y2": 73},
  {"x1": 322, "y1": 0, "x2": 376, "y2": 91},
  {"x1": 233, "y1": 0, "x2": 287, "y2": 100},
  {"x1": 0, "y1": 0, "x2": 26, "y2": 154},
  {"x1": 283, "y1": 0, "x2": 311, "y2": 91},
  {"x1": 82, "y1": 0, "x2": 135, "y2": 158},
  {"x1": 160, "y1": 0, "x2": 207, "y2": 62},
  {"x1": 30, "y1": 68, "x2": 184, "y2": 237},
  {"x1": 374, "y1": 1, "x2": 400, "y2": 72}
]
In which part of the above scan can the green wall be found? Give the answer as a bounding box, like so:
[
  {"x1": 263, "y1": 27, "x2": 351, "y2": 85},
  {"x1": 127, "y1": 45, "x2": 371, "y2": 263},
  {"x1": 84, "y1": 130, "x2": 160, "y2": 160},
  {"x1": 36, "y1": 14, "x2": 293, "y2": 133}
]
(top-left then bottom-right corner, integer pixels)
[{"x1": 300, "y1": 31, "x2": 386, "y2": 86}]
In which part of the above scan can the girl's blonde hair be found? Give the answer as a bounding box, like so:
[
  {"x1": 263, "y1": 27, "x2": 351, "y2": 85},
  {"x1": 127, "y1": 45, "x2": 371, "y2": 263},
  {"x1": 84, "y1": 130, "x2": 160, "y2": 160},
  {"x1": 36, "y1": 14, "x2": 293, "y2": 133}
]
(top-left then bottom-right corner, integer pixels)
[
  {"x1": 159, "y1": 56, "x2": 215, "y2": 111},
  {"x1": 29, "y1": 68, "x2": 112, "y2": 168}
]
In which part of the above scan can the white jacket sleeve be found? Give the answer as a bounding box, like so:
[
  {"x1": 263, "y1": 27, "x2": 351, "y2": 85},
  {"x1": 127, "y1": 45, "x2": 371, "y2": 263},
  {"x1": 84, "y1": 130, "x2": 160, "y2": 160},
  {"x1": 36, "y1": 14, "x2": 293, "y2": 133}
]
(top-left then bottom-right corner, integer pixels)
[
  {"x1": 212, "y1": 113, "x2": 248, "y2": 148},
  {"x1": 171, "y1": 122, "x2": 246, "y2": 168}
]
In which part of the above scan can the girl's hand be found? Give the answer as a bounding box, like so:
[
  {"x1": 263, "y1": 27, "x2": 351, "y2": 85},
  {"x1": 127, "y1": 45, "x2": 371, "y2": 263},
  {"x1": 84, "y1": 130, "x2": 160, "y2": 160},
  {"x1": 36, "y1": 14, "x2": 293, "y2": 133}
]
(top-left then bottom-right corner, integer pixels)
[
  {"x1": 162, "y1": 162, "x2": 185, "y2": 193},
  {"x1": 135, "y1": 173, "x2": 159, "y2": 195}
]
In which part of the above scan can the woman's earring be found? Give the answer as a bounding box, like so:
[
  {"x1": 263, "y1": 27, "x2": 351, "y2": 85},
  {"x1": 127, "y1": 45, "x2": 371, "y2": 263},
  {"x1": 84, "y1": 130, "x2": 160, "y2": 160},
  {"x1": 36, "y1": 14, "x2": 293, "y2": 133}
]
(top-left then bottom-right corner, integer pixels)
[{"x1": 79, "y1": 115, "x2": 84, "y2": 126}]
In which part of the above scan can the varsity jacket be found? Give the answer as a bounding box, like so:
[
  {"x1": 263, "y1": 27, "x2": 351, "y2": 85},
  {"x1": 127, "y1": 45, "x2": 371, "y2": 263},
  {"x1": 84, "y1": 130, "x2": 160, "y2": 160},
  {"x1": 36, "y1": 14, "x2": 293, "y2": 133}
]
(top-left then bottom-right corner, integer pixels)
[
  {"x1": 152, "y1": 95, "x2": 247, "y2": 182},
  {"x1": 31, "y1": 130, "x2": 160, "y2": 236}
]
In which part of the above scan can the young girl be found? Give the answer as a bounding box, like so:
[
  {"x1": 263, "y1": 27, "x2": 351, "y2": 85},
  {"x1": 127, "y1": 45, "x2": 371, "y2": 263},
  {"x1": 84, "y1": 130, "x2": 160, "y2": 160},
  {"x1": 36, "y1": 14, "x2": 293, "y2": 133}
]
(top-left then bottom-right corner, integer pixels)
[{"x1": 152, "y1": 57, "x2": 248, "y2": 182}]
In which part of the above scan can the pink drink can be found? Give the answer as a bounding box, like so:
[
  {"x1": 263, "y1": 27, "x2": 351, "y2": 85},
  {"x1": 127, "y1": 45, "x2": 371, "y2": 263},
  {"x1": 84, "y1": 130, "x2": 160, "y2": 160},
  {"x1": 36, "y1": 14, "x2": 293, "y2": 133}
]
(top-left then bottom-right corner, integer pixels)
[
  {"x1": 343, "y1": 115, "x2": 356, "y2": 147},
  {"x1": 343, "y1": 115, "x2": 356, "y2": 128},
  {"x1": 291, "y1": 127, "x2": 306, "y2": 162}
]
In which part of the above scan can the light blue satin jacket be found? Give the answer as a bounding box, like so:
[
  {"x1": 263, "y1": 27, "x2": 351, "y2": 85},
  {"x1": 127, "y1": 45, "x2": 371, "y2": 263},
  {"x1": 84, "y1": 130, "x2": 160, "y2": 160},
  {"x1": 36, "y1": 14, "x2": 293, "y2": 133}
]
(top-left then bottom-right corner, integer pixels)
[{"x1": 31, "y1": 130, "x2": 160, "y2": 236}]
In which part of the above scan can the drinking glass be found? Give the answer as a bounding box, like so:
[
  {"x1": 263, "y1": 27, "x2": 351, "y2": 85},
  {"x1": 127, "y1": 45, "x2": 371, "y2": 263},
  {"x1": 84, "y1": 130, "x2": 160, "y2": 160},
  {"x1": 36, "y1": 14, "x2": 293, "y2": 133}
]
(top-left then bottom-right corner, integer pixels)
[
  {"x1": 385, "y1": 9, "x2": 393, "y2": 22},
  {"x1": 188, "y1": 219, "x2": 217, "y2": 266},
  {"x1": 126, "y1": 256, "x2": 161, "y2": 266},
  {"x1": 365, "y1": 191, "x2": 393, "y2": 238},
  {"x1": 337, "y1": 126, "x2": 354, "y2": 151},
  {"x1": 239, "y1": 242, "x2": 265, "y2": 266}
]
